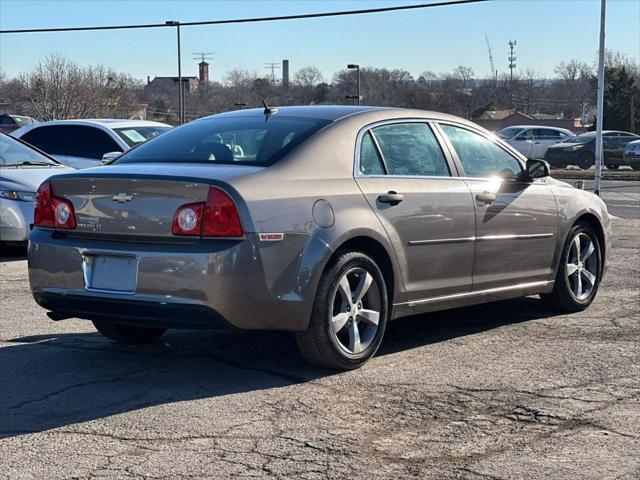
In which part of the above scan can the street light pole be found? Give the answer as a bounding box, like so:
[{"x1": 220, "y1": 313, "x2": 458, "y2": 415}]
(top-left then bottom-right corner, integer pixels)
[
  {"x1": 166, "y1": 20, "x2": 183, "y2": 125},
  {"x1": 347, "y1": 64, "x2": 360, "y2": 105},
  {"x1": 594, "y1": 0, "x2": 606, "y2": 196}
]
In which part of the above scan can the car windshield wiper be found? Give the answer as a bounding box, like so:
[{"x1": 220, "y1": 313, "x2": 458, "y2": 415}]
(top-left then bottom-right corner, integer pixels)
[{"x1": 4, "y1": 160, "x2": 56, "y2": 167}]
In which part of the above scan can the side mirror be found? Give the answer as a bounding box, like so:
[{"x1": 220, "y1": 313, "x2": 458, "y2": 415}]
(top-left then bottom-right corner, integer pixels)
[
  {"x1": 526, "y1": 158, "x2": 550, "y2": 179},
  {"x1": 101, "y1": 151, "x2": 122, "y2": 164}
]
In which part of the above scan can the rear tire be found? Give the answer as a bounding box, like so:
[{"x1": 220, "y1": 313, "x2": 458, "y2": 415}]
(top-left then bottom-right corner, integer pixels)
[
  {"x1": 92, "y1": 320, "x2": 167, "y2": 344},
  {"x1": 295, "y1": 251, "x2": 388, "y2": 370},
  {"x1": 541, "y1": 222, "x2": 602, "y2": 313},
  {"x1": 578, "y1": 151, "x2": 594, "y2": 170}
]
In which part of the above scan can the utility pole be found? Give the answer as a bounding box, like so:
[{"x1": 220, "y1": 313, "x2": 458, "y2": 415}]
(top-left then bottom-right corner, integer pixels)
[
  {"x1": 508, "y1": 40, "x2": 517, "y2": 83},
  {"x1": 264, "y1": 62, "x2": 281, "y2": 84},
  {"x1": 166, "y1": 20, "x2": 183, "y2": 124},
  {"x1": 346, "y1": 64, "x2": 361, "y2": 105},
  {"x1": 594, "y1": 0, "x2": 606, "y2": 196}
]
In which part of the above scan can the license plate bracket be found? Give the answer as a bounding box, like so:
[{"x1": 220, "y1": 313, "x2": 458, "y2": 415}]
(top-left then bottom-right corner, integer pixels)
[{"x1": 83, "y1": 254, "x2": 138, "y2": 294}]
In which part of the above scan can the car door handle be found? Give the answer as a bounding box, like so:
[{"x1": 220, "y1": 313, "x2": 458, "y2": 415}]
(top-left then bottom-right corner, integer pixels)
[
  {"x1": 378, "y1": 191, "x2": 404, "y2": 205},
  {"x1": 475, "y1": 192, "x2": 496, "y2": 205}
]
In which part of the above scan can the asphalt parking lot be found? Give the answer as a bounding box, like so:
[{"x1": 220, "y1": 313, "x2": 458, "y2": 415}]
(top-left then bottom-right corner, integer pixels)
[{"x1": 1, "y1": 183, "x2": 639, "y2": 479}]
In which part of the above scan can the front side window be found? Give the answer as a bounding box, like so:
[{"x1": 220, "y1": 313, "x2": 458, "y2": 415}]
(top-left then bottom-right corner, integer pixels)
[
  {"x1": 116, "y1": 116, "x2": 330, "y2": 166},
  {"x1": 367, "y1": 122, "x2": 450, "y2": 177},
  {"x1": 441, "y1": 124, "x2": 523, "y2": 180},
  {"x1": 72, "y1": 126, "x2": 122, "y2": 159}
]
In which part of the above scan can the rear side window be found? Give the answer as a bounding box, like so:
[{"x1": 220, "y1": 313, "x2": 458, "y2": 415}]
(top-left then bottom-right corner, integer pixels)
[
  {"x1": 368, "y1": 123, "x2": 450, "y2": 177},
  {"x1": 441, "y1": 124, "x2": 522, "y2": 179},
  {"x1": 20, "y1": 126, "x2": 75, "y2": 156},
  {"x1": 19, "y1": 125, "x2": 120, "y2": 159},
  {"x1": 116, "y1": 116, "x2": 330, "y2": 166},
  {"x1": 359, "y1": 132, "x2": 385, "y2": 175}
]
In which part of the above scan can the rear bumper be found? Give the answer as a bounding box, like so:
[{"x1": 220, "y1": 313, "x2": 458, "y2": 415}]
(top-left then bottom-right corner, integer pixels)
[
  {"x1": 28, "y1": 228, "x2": 330, "y2": 332},
  {"x1": 35, "y1": 291, "x2": 233, "y2": 330}
]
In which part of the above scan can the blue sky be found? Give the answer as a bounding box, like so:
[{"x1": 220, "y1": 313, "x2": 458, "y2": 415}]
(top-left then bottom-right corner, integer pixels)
[{"x1": 0, "y1": 0, "x2": 638, "y2": 82}]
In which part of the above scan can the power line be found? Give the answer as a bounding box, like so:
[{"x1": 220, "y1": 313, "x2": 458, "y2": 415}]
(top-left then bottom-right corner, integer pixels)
[{"x1": 0, "y1": 0, "x2": 488, "y2": 34}]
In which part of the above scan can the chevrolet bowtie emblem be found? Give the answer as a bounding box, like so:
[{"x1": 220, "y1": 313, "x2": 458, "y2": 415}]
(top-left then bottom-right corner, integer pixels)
[{"x1": 112, "y1": 193, "x2": 134, "y2": 203}]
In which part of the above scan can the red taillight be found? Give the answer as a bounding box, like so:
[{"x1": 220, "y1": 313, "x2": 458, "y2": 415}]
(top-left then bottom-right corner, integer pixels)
[
  {"x1": 172, "y1": 202, "x2": 204, "y2": 236},
  {"x1": 34, "y1": 181, "x2": 54, "y2": 227},
  {"x1": 33, "y1": 181, "x2": 76, "y2": 229},
  {"x1": 202, "y1": 187, "x2": 243, "y2": 237},
  {"x1": 171, "y1": 187, "x2": 243, "y2": 238}
]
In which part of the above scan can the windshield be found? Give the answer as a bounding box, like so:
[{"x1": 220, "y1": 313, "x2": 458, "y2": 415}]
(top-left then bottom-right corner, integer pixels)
[
  {"x1": 0, "y1": 134, "x2": 57, "y2": 167},
  {"x1": 567, "y1": 132, "x2": 596, "y2": 144},
  {"x1": 497, "y1": 127, "x2": 523, "y2": 139},
  {"x1": 113, "y1": 126, "x2": 172, "y2": 147},
  {"x1": 116, "y1": 116, "x2": 331, "y2": 166},
  {"x1": 13, "y1": 116, "x2": 35, "y2": 126}
]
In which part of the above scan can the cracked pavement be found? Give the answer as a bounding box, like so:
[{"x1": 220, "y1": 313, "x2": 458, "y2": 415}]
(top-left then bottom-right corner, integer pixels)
[{"x1": 1, "y1": 218, "x2": 638, "y2": 479}]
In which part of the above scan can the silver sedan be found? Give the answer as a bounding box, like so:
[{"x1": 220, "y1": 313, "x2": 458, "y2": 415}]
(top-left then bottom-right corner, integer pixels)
[
  {"x1": 27, "y1": 106, "x2": 611, "y2": 369},
  {"x1": 0, "y1": 133, "x2": 72, "y2": 246}
]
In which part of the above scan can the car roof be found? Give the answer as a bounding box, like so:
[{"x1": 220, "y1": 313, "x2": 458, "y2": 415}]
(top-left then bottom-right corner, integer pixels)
[
  {"x1": 17, "y1": 119, "x2": 171, "y2": 129},
  {"x1": 200, "y1": 105, "x2": 480, "y2": 125},
  {"x1": 499, "y1": 125, "x2": 573, "y2": 132}
]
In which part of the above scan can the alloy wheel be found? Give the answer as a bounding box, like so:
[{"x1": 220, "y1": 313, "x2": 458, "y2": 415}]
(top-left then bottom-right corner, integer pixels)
[
  {"x1": 566, "y1": 232, "x2": 598, "y2": 301},
  {"x1": 330, "y1": 267, "x2": 381, "y2": 355}
]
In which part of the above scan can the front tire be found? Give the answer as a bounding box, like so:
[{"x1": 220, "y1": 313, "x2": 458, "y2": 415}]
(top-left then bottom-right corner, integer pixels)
[
  {"x1": 541, "y1": 222, "x2": 602, "y2": 313},
  {"x1": 92, "y1": 320, "x2": 167, "y2": 344},
  {"x1": 295, "y1": 251, "x2": 388, "y2": 370}
]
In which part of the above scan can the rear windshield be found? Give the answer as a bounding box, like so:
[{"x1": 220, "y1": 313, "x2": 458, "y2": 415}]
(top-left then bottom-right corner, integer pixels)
[
  {"x1": 113, "y1": 126, "x2": 171, "y2": 147},
  {"x1": 115, "y1": 116, "x2": 331, "y2": 166}
]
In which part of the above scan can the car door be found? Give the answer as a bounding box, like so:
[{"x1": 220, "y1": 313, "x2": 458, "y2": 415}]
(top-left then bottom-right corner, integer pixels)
[
  {"x1": 532, "y1": 128, "x2": 562, "y2": 159},
  {"x1": 508, "y1": 128, "x2": 532, "y2": 158},
  {"x1": 354, "y1": 121, "x2": 476, "y2": 302},
  {"x1": 437, "y1": 123, "x2": 558, "y2": 291}
]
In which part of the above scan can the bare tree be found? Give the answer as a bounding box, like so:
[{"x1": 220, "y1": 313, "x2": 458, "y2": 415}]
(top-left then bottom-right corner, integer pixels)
[{"x1": 17, "y1": 53, "x2": 140, "y2": 120}]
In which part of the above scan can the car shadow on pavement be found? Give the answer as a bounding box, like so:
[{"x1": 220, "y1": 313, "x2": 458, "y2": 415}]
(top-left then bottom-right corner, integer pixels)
[
  {"x1": 1, "y1": 296, "x2": 557, "y2": 439},
  {"x1": 0, "y1": 245, "x2": 27, "y2": 262}
]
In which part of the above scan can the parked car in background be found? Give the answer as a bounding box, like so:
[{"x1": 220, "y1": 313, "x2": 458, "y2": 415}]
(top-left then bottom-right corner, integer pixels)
[
  {"x1": 0, "y1": 114, "x2": 37, "y2": 134},
  {"x1": 12, "y1": 119, "x2": 172, "y2": 169},
  {"x1": 27, "y1": 106, "x2": 610, "y2": 370},
  {"x1": 0, "y1": 132, "x2": 72, "y2": 247},
  {"x1": 617, "y1": 139, "x2": 640, "y2": 170},
  {"x1": 544, "y1": 130, "x2": 640, "y2": 169},
  {"x1": 497, "y1": 125, "x2": 574, "y2": 160}
]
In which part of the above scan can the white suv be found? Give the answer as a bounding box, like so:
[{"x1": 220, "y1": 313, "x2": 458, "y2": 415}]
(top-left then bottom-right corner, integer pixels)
[
  {"x1": 12, "y1": 119, "x2": 171, "y2": 169},
  {"x1": 497, "y1": 125, "x2": 574, "y2": 160}
]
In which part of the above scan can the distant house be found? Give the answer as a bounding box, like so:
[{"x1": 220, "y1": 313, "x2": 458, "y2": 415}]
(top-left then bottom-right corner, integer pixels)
[
  {"x1": 472, "y1": 109, "x2": 586, "y2": 133},
  {"x1": 146, "y1": 76, "x2": 200, "y2": 94}
]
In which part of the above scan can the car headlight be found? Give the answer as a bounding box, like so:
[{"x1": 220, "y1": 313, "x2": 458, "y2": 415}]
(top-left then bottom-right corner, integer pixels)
[
  {"x1": 565, "y1": 145, "x2": 585, "y2": 152},
  {"x1": 0, "y1": 190, "x2": 36, "y2": 202}
]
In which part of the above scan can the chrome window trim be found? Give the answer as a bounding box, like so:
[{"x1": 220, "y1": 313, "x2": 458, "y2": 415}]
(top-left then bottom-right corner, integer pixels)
[
  {"x1": 407, "y1": 232, "x2": 554, "y2": 246},
  {"x1": 353, "y1": 118, "x2": 458, "y2": 179}
]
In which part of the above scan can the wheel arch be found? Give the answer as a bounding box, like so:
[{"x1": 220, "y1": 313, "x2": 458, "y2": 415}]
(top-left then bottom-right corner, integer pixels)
[
  {"x1": 321, "y1": 233, "x2": 403, "y2": 312},
  {"x1": 575, "y1": 212, "x2": 607, "y2": 264}
]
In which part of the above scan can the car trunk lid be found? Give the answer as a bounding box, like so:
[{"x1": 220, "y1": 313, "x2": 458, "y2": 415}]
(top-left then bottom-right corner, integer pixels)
[{"x1": 48, "y1": 163, "x2": 261, "y2": 238}]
